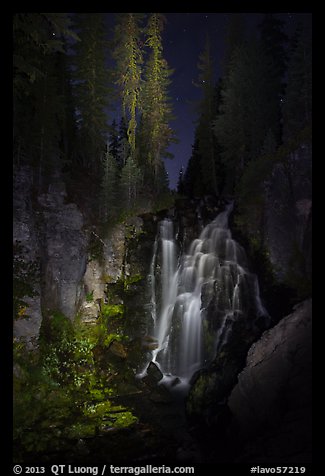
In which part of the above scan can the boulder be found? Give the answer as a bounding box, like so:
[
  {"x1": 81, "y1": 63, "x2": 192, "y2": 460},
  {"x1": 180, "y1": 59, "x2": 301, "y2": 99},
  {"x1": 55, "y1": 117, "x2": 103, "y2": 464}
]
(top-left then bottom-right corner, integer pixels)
[{"x1": 142, "y1": 361, "x2": 163, "y2": 388}]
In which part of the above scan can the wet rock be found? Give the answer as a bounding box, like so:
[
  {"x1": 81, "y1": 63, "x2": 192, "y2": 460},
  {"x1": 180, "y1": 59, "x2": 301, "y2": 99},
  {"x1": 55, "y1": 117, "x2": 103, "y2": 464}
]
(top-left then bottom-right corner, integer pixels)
[
  {"x1": 79, "y1": 301, "x2": 99, "y2": 325},
  {"x1": 142, "y1": 362, "x2": 163, "y2": 389},
  {"x1": 147, "y1": 361, "x2": 163, "y2": 381},
  {"x1": 141, "y1": 335, "x2": 159, "y2": 351},
  {"x1": 103, "y1": 224, "x2": 126, "y2": 282},
  {"x1": 108, "y1": 340, "x2": 128, "y2": 359},
  {"x1": 83, "y1": 259, "x2": 106, "y2": 302},
  {"x1": 170, "y1": 377, "x2": 181, "y2": 387}
]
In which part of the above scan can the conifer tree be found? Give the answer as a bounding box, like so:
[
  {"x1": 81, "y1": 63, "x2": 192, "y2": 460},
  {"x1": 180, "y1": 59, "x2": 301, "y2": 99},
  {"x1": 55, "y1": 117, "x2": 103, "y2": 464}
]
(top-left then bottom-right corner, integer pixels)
[
  {"x1": 139, "y1": 13, "x2": 175, "y2": 182},
  {"x1": 13, "y1": 13, "x2": 76, "y2": 186},
  {"x1": 72, "y1": 13, "x2": 111, "y2": 169},
  {"x1": 258, "y1": 14, "x2": 288, "y2": 143},
  {"x1": 213, "y1": 38, "x2": 273, "y2": 192},
  {"x1": 118, "y1": 117, "x2": 130, "y2": 169},
  {"x1": 222, "y1": 14, "x2": 246, "y2": 77},
  {"x1": 182, "y1": 134, "x2": 205, "y2": 197},
  {"x1": 113, "y1": 13, "x2": 143, "y2": 157},
  {"x1": 282, "y1": 24, "x2": 312, "y2": 141},
  {"x1": 100, "y1": 149, "x2": 119, "y2": 222},
  {"x1": 195, "y1": 37, "x2": 218, "y2": 195},
  {"x1": 109, "y1": 119, "x2": 120, "y2": 167},
  {"x1": 120, "y1": 156, "x2": 142, "y2": 211}
]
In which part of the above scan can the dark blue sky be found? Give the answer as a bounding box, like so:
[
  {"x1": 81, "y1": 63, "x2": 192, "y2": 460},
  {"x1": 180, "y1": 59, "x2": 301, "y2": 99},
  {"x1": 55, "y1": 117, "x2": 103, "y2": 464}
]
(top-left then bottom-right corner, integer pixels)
[{"x1": 161, "y1": 12, "x2": 311, "y2": 189}]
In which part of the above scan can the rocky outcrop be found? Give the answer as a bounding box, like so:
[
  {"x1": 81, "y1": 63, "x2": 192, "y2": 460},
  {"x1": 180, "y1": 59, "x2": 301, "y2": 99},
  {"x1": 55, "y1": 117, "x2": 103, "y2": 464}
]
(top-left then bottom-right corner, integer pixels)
[
  {"x1": 13, "y1": 166, "x2": 42, "y2": 347},
  {"x1": 228, "y1": 299, "x2": 312, "y2": 463},
  {"x1": 264, "y1": 145, "x2": 312, "y2": 285},
  {"x1": 38, "y1": 181, "x2": 87, "y2": 320},
  {"x1": 13, "y1": 167, "x2": 89, "y2": 346}
]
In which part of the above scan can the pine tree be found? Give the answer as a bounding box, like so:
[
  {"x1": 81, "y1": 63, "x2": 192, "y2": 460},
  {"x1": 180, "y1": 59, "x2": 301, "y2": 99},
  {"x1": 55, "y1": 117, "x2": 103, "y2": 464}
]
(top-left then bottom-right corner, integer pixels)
[
  {"x1": 72, "y1": 13, "x2": 111, "y2": 169},
  {"x1": 195, "y1": 37, "x2": 218, "y2": 195},
  {"x1": 182, "y1": 134, "x2": 205, "y2": 197},
  {"x1": 100, "y1": 149, "x2": 119, "y2": 222},
  {"x1": 13, "y1": 13, "x2": 76, "y2": 186},
  {"x1": 213, "y1": 38, "x2": 273, "y2": 192},
  {"x1": 113, "y1": 13, "x2": 143, "y2": 156},
  {"x1": 139, "y1": 13, "x2": 175, "y2": 182},
  {"x1": 120, "y1": 156, "x2": 142, "y2": 211},
  {"x1": 109, "y1": 120, "x2": 120, "y2": 167},
  {"x1": 118, "y1": 117, "x2": 130, "y2": 169},
  {"x1": 282, "y1": 24, "x2": 312, "y2": 141},
  {"x1": 222, "y1": 14, "x2": 246, "y2": 77},
  {"x1": 258, "y1": 14, "x2": 288, "y2": 143}
]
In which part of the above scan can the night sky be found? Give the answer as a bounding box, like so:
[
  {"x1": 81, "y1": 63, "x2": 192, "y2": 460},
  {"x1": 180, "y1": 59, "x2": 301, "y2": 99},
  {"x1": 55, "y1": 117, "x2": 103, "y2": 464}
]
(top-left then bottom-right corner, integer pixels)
[{"x1": 160, "y1": 12, "x2": 311, "y2": 189}]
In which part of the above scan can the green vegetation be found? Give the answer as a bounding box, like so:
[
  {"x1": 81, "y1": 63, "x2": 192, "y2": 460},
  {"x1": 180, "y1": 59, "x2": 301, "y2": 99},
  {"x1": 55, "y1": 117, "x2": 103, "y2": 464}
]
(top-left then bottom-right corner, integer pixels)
[
  {"x1": 101, "y1": 303, "x2": 124, "y2": 318},
  {"x1": 85, "y1": 290, "x2": 94, "y2": 302},
  {"x1": 14, "y1": 309, "x2": 137, "y2": 462}
]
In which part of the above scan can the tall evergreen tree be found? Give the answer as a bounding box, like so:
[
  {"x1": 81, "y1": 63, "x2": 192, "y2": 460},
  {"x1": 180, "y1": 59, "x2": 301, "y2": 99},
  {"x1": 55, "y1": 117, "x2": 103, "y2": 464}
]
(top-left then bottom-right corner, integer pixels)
[
  {"x1": 72, "y1": 13, "x2": 111, "y2": 169},
  {"x1": 194, "y1": 37, "x2": 218, "y2": 195},
  {"x1": 13, "y1": 13, "x2": 76, "y2": 186},
  {"x1": 120, "y1": 156, "x2": 142, "y2": 210},
  {"x1": 138, "y1": 13, "x2": 175, "y2": 182},
  {"x1": 182, "y1": 134, "x2": 205, "y2": 197},
  {"x1": 282, "y1": 24, "x2": 312, "y2": 141},
  {"x1": 108, "y1": 119, "x2": 120, "y2": 167},
  {"x1": 222, "y1": 14, "x2": 246, "y2": 77},
  {"x1": 100, "y1": 149, "x2": 119, "y2": 222},
  {"x1": 118, "y1": 117, "x2": 130, "y2": 169},
  {"x1": 258, "y1": 14, "x2": 288, "y2": 143},
  {"x1": 213, "y1": 38, "x2": 274, "y2": 192},
  {"x1": 113, "y1": 13, "x2": 143, "y2": 157}
]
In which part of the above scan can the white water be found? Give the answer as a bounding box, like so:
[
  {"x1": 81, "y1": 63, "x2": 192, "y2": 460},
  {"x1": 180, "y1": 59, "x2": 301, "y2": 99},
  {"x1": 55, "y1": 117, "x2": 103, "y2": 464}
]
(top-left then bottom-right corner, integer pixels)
[{"x1": 149, "y1": 202, "x2": 269, "y2": 382}]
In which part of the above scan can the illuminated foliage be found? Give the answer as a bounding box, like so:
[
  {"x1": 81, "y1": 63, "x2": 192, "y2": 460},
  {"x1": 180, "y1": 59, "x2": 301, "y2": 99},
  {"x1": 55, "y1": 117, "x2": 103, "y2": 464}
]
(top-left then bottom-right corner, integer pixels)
[
  {"x1": 113, "y1": 13, "x2": 143, "y2": 155},
  {"x1": 138, "y1": 13, "x2": 175, "y2": 183}
]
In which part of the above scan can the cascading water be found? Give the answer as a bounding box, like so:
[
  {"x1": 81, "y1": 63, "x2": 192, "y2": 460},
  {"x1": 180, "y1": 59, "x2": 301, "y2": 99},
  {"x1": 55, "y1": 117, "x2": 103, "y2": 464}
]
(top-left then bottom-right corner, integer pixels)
[{"x1": 148, "y1": 202, "x2": 269, "y2": 383}]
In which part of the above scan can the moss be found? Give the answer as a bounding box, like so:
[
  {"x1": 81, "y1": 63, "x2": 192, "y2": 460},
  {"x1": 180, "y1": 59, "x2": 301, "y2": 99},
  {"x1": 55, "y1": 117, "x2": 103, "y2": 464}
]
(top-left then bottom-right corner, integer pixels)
[
  {"x1": 13, "y1": 241, "x2": 39, "y2": 320},
  {"x1": 66, "y1": 422, "x2": 97, "y2": 439},
  {"x1": 101, "y1": 303, "x2": 124, "y2": 318},
  {"x1": 85, "y1": 290, "x2": 94, "y2": 302},
  {"x1": 14, "y1": 299, "x2": 139, "y2": 462},
  {"x1": 39, "y1": 310, "x2": 74, "y2": 346},
  {"x1": 111, "y1": 411, "x2": 138, "y2": 428}
]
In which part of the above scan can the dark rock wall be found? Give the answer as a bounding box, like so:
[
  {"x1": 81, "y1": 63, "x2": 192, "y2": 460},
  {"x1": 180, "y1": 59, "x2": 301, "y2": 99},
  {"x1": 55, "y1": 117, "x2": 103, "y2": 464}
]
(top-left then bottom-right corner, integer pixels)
[
  {"x1": 228, "y1": 299, "x2": 312, "y2": 463},
  {"x1": 264, "y1": 145, "x2": 312, "y2": 285},
  {"x1": 13, "y1": 166, "x2": 42, "y2": 347},
  {"x1": 38, "y1": 182, "x2": 87, "y2": 319}
]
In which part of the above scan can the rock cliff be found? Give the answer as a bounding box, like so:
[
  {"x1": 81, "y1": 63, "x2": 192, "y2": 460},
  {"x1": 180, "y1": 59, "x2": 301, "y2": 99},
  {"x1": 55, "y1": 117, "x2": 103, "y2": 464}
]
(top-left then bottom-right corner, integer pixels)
[{"x1": 228, "y1": 299, "x2": 312, "y2": 464}]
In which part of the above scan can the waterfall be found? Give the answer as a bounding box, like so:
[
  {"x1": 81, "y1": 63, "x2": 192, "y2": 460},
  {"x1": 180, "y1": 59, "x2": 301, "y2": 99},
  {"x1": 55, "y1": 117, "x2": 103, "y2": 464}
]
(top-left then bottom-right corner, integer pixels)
[{"x1": 149, "y1": 202, "x2": 269, "y2": 382}]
